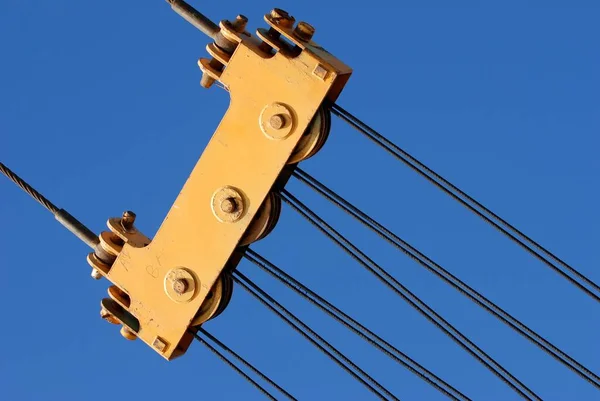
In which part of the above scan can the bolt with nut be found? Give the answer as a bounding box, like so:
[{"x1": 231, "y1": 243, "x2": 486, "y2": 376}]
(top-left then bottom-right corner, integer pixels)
[
  {"x1": 173, "y1": 278, "x2": 189, "y2": 295},
  {"x1": 269, "y1": 114, "x2": 287, "y2": 130}
]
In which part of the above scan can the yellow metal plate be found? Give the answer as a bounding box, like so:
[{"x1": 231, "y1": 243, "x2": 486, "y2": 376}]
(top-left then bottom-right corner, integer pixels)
[{"x1": 103, "y1": 20, "x2": 351, "y2": 360}]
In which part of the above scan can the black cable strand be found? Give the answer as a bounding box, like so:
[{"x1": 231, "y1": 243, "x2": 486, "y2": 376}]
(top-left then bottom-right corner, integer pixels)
[
  {"x1": 232, "y1": 270, "x2": 398, "y2": 401},
  {"x1": 193, "y1": 331, "x2": 278, "y2": 401},
  {"x1": 0, "y1": 162, "x2": 59, "y2": 214},
  {"x1": 280, "y1": 189, "x2": 541, "y2": 401},
  {"x1": 244, "y1": 249, "x2": 471, "y2": 401},
  {"x1": 293, "y1": 168, "x2": 600, "y2": 389},
  {"x1": 197, "y1": 328, "x2": 298, "y2": 400},
  {"x1": 330, "y1": 103, "x2": 600, "y2": 302}
]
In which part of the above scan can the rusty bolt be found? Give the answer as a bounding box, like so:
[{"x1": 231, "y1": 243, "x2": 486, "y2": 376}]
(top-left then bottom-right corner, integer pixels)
[
  {"x1": 120, "y1": 326, "x2": 137, "y2": 341},
  {"x1": 100, "y1": 308, "x2": 120, "y2": 325},
  {"x1": 294, "y1": 22, "x2": 315, "y2": 41},
  {"x1": 232, "y1": 14, "x2": 248, "y2": 33},
  {"x1": 91, "y1": 269, "x2": 102, "y2": 280},
  {"x1": 270, "y1": 8, "x2": 294, "y2": 28},
  {"x1": 269, "y1": 114, "x2": 286, "y2": 130},
  {"x1": 122, "y1": 211, "x2": 136, "y2": 231},
  {"x1": 270, "y1": 8, "x2": 289, "y2": 20},
  {"x1": 220, "y1": 197, "x2": 238, "y2": 214},
  {"x1": 100, "y1": 308, "x2": 110, "y2": 319},
  {"x1": 200, "y1": 72, "x2": 216, "y2": 89},
  {"x1": 173, "y1": 278, "x2": 189, "y2": 295}
]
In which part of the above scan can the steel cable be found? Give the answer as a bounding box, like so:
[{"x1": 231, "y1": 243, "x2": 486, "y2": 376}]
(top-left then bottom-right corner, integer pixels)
[
  {"x1": 292, "y1": 168, "x2": 600, "y2": 390},
  {"x1": 244, "y1": 249, "x2": 472, "y2": 401},
  {"x1": 0, "y1": 161, "x2": 100, "y2": 247},
  {"x1": 280, "y1": 189, "x2": 541, "y2": 401},
  {"x1": 0, "y1": 162, "x2": 58, "y2": 214},
  {"x1": 193, "y1": 330, "x2": 278, "y2": 400},
  {"x1": 196, "y1": 328, "x2": 298, "y2": 400},
  {"x1": 330, "y1": 103, "x2": 600, "y2": 303},
  {"x1": 232, "y1": 270, "x2": 399, "y2": 401}
]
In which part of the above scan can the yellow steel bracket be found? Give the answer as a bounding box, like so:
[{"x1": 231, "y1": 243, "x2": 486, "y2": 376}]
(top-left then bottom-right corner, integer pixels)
[{"x1": 87, "y1": 6, "x2": 352, "y2": 360}]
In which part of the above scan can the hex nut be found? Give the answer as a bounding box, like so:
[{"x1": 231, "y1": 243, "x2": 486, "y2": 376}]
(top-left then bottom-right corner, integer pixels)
[
  {"x1": 260, "y1": 103, "x2": 295, "y2": 140},
  {"x1": 212, "y1": 187, "x2": 245, "y2": 223},
  {"x1": 164, "y1": 268, "x2": 197, "y2": 303}
]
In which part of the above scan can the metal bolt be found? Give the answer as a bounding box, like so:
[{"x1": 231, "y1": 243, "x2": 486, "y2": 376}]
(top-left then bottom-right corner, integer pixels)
[
  {"x1": 200, "y1": 72, "x2": 216, "y2": 89},
  {"x1": 270, "y1": 8, "x2": 294, "y2": 28},
  {"x1": 200, "y1": 57, "x2": 222, "y2": 89},
  {"x1": 91, "y1": 269, "x2": 102, "y2": 280},
  {"x1": 294, "y1": 22, "x2": 315, "y2": 41},
  {"x1": 269, "y1": 114, "x2": 286, "y2": 130},
  {"x1": 270, "y1": 8, "x2": 289, "y2": 20},
  {"x1": 122, "y1": 211, "x2": 136, "y2": 231},
  {"x1": 101, "y1": 308, "x2": 120, "y2": 325},
  {"x1": 232, "y1": 14, "x2": 248, "y2": 33},
  {"x1": 173, "y1": 278, "x2": 189, "y2": 295},
  {"x1": 120, "y1": 326, "x2": 137, "y2": 341},
  {"x1": 220, "y1": 197, "x2": 237, "y2": 214}
]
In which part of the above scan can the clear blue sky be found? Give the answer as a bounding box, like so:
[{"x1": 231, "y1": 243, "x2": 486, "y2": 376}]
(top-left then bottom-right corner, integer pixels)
[{"x1": 1, "y1": 1, "x2": 598, "y2": 400}]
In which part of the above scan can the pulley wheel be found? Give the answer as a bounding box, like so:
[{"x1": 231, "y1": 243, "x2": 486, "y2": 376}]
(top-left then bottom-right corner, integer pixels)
[
  {"x1": 287, "y1": 106, "x2": 331, "y2": 165},
  {"x1": 191, "y1": 274, "x2": 232, "y2": 326},
  {"x1": 211, "y1": 273, "x2": 233, "y2": 320},
  {"x1": 239, "y1": 192, "x2": 281, "y2": 246}
]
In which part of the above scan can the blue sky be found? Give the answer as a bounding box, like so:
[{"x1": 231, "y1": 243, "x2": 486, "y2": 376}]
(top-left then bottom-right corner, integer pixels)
[{"x1": 0, "y1": 1, "x2": 598, "y2": 400}]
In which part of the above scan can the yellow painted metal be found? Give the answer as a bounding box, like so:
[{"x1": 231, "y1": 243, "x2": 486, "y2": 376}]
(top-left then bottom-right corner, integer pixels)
[{"x1": 88, "y1": 8, "x2": 352, "y2": 360}]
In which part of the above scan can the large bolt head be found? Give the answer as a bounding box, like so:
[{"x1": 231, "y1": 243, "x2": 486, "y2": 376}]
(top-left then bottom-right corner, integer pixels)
[
  {"x1": 270, "y1": 8, "x2": 294, "y2": 28},
  {"x1": 294, "y1": 22, "x2": 315, "y2": 41},
  {"x1": 100, "y1": 308, "x2": 120, "y2": 325},
  {"x1": 120, "y1": 326, "x2": 137, "y2": 341},
  {"x1": 270, "y1": 8, "x2": 290, "y2": 19}
]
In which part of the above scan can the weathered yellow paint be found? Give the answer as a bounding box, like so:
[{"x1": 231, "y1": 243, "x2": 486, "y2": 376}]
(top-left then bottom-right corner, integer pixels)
[{"x1": 89, "y1": 9, "x2": 352, "y2": 360}]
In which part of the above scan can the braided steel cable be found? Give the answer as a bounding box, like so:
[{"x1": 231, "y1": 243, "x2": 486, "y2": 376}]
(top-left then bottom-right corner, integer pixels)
[{"x1": 0, "y1": 162, "x2": 58, "y2": 214}]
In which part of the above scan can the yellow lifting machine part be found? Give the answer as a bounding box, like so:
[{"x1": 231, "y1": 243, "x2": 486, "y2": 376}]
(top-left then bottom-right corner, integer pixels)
[{"x1": 86, "y1": 0, "x2": 352, "y2": 360}]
